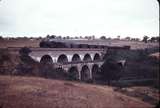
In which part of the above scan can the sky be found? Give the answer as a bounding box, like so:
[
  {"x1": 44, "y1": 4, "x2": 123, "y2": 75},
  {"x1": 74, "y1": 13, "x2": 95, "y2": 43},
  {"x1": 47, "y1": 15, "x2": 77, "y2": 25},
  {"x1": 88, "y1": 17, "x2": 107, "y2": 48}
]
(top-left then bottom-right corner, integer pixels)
[{"x1": 0, "y1": 0, "x2": 159, "y2": 38}]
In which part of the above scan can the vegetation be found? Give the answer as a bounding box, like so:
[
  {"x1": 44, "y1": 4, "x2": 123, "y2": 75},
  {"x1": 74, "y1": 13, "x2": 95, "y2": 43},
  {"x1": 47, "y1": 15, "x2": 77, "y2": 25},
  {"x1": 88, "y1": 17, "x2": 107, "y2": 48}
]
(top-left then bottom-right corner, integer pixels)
[
  {"x1": 15, "y1": 47, "x2": 37, "y2": 76},
  {"x1": 101, "y1": 49, "x2": 124, "y2": 85},
  {"x1": 19, "y1": 47, "x2": 31, "y2": 56},
  {"x1": 99, "y1": 46, "x2": 159, "y2": 88},
  {"x1": 0, "y1": 49, "x2": 10, "y2": 65},
  {"x1": 0, "y1": 36, "x2": 3, "y2": 40},
  {"x1": 0, "y1": 49, "x2": 13, "y2": 74},
  {"x1": 142, "y1": 35, "x2": 149, "y2": 43},
  {"x1": 101, "y1": 60, "x2": 123, "y2": 85},
  {"x1": 100, "y1": 36, "x2": 106, "y2": 40},
  {"x1": 149, "y1": 36, "x2": 160, "y2": 42},
  {"x1": 39, "y1": 64, "x2": 68, "y2": 80}
]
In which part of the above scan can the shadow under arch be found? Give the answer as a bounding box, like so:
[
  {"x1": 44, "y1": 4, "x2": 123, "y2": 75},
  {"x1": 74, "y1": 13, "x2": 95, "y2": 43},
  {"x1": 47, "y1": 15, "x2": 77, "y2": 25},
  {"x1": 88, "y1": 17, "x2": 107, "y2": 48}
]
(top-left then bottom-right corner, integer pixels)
[
  {"x1": 40, "y1": 55, "x2": 53, "y2": 64},
  {"x1": 92, "y1": 64, "x2": 100, "y2": 81},
  {"x1": 68, "y1": 66, "x2": 79, "y2": 80},
  {"x1": 72, "y1": 54, "x2": 81, "y2": 62},
  {"x1": 57, "y1": 54, "x2": 68, "y2": 63},
  {"x1": 81, "y1": 65, "x2": 90, "y2": 81},
  {"x1": 83, "y1": 53, "x2": 92, "y2": 62},
  {"x1": 94, "y1": 53, "x2": 101, "y2": 61}
]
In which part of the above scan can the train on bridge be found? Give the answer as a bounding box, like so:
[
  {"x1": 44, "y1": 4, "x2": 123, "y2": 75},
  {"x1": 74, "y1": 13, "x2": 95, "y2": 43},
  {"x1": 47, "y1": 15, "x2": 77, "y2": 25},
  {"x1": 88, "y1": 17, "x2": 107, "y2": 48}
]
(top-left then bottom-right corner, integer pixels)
[{"x1": 39, "y1": 40, "x2": 131, "y2": 49}]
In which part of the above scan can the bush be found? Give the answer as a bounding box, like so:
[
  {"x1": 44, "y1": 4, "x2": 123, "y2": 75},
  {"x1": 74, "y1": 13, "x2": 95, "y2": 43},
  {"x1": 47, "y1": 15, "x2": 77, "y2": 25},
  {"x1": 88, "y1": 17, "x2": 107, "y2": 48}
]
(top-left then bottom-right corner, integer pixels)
[
  {"x1": 19, "y1": 47, "x2": 31, "y2": 56},
  {"x1": 38, "y1": 63, "x2": 69, "y2": 80},
  {"x1": 14, "y1": 63, "x2": 33, "y2": 75},
  {"x1": 0, "y1": 49, "x2": 10, "y2": 64},
  {"x1": 0, "y1": 49, "x2": 12, "y2": 75},
  {"x1": 101, "y1": 60, "x2": 122, "y2": 85}
]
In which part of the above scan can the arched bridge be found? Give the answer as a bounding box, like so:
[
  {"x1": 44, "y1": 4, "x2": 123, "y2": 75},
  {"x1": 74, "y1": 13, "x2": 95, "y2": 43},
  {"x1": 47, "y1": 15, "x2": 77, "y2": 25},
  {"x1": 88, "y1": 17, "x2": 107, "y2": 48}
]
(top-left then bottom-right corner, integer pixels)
[{"x1": 8, "y1": 48, "x2": 106, "y2": 81}]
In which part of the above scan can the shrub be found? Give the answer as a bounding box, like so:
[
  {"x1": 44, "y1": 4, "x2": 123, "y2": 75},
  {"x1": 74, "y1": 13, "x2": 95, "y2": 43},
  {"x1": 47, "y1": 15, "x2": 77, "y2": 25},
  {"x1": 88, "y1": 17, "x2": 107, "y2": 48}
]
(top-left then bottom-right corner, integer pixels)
[{"x1": 19, "y1": 47, "x2": 31, "y2": 56}]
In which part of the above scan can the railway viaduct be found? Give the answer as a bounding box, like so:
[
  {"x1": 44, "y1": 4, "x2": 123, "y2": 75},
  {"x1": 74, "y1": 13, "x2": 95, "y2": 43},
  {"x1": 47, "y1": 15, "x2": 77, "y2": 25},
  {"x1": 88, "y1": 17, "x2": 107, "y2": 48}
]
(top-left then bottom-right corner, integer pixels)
[{"x1": 8, "y1": 47, "x2": 106, "y2": 81}]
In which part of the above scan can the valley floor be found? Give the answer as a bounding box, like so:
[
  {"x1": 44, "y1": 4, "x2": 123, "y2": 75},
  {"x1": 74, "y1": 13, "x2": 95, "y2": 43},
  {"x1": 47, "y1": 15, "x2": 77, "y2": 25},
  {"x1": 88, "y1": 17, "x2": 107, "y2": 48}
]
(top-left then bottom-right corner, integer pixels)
[{"x1": 0, "y1": 75, "x2": 155, "y2": 108}]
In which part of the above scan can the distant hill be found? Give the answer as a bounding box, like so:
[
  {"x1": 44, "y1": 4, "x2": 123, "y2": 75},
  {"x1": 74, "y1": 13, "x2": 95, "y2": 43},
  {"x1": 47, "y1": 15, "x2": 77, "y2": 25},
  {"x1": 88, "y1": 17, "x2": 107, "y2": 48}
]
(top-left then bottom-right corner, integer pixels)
[{"x1": 0, "y1": 75, "x2": 153, "y2": 108}]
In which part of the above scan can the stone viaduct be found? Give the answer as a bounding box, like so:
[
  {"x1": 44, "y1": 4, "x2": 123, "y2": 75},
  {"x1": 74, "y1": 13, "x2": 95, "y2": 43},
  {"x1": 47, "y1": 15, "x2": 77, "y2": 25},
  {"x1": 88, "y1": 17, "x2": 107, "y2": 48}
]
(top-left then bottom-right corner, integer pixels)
[{"x1": 8, "y1": 47, "x2": 107, "y2": 81}]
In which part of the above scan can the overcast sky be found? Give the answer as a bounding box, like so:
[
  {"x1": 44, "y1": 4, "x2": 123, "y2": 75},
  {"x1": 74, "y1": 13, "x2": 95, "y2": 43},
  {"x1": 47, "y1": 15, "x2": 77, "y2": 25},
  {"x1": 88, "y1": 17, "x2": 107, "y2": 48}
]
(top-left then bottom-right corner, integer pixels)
[{"x1": 0, "y1": 0, "x2": 159, "y2": 38}]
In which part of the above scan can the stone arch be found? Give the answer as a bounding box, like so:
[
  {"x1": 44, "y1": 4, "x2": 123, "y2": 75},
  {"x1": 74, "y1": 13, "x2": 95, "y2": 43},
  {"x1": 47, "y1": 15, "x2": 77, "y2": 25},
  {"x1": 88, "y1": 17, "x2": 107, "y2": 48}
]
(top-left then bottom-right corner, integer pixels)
[
  {"x1": 68, "y1": 66, "x2": 79, "y2": 80},
  {"x1": 92, "y1": 64, "x2": 99, "y2": 81},
  {"x1": 83, "y1": 53, "x2": 92, "y2": 61},
  {"x1": 57, "y1": 54, "x2": 68, "y2": 63},
  {"x1": 72, "y1": 54, "x2": 81, "y2": 62},
  {"x1": 94, "y1": 53, "x2": 101, "y2": 61},
  {"x1": 40, "y1": 55, "x2": 53, "y2": 64},
  {"x1": 81, "y1": 65, "x2": 90, "y2": 81}
]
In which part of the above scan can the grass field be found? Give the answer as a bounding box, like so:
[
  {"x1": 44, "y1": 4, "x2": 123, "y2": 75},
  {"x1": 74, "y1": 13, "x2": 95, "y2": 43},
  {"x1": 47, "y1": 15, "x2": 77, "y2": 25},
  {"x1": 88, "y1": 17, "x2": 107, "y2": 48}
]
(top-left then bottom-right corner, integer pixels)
[{"x1": 0, "y1": 75, "x2": 154, "y2": 108}]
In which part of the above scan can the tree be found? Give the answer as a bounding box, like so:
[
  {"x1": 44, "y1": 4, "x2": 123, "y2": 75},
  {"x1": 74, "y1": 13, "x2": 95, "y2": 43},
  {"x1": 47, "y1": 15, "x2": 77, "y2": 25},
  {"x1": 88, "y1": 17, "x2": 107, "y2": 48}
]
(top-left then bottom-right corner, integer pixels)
[
  {"x1": 117, "y1": 35, "x2": 120, "y2": 40},
  {"x1": 135, "y1": 38, "x2": 140, "y2": 41},
  {"x1": 46, "y1": 34, "x2": 50, "y2": 39},
  {"x1": 150, "y1": 36, "x2": 159, "y2": 42},
  {"x1": 100, "y1": 49, "x2": 123, "y2": 85},
  {"x1": 0, "y1": 36, "x2": 3, "y2": 40},
  {"x1": 57, "y1": 36, "x2": 62, "y2": 39},
  {"x1": 92, "y1": 35, "x2": 95, "y2": 40},
  {"x1": 50, "y1": 35, "x2": 56, "y2": 39},
  {"x1": 125, "y1": 36, "x2": 131, "y2": 41},
  {"x1": 142, "y1": 35, "x2": 149, "y2": 43},
  {"x1": 66, "y1": 36, "x2": 70, "y2": 39},
  {"x1": 100, "y1": 36, "x2": 106, "y2": 40},
  {"x1": 15, "y1": 47, "x2": 36, "y2": 76},
  {"x1": 87, "y1": 36, "x2": 92, "y2": 40},
  {"x1": 79, "y1": 36, "x2": 83, "y2": 39},
  {"x1": 101, "y1": 59, "x2": 122, "y2": 85},
  {"x1": 131, "y1": 38, "x2": 140, "y2": 41},
  {"x1": 19, "y1": 47, "x2": 31, "y2": 56},
  {"x1": 63, "y1": 37, "x2": 66, "y2": 39},
  {"x1": 155, "y1": 36, "x2": 160, "y2": 42},
  {"x1": 0, "y1": 49, "x2": 10, "y2": 65},
  {"x1": 150, "y1": 37, "x2": 156, "y2": 42},
  {"x1": 84, "y1": 36, "x2": 89, "y2": 39},
  {"x1": 75, "y1": 36, "x2": 78, "y2": 39}
]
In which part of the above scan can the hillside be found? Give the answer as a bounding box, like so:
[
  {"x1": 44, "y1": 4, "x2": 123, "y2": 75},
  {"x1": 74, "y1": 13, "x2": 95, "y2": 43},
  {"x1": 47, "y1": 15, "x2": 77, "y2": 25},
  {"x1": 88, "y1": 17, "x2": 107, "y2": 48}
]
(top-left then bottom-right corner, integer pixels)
[{"x1": 0, "y1": 75, "x2": 153, "y2": 108}]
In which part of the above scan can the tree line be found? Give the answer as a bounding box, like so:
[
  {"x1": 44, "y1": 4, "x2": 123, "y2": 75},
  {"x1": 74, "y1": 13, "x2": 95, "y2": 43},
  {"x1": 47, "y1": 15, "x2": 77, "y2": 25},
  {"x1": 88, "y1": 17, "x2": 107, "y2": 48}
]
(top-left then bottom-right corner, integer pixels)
[{"x1": 0, "y1": 35, "x2": 159, "y2": 43}]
